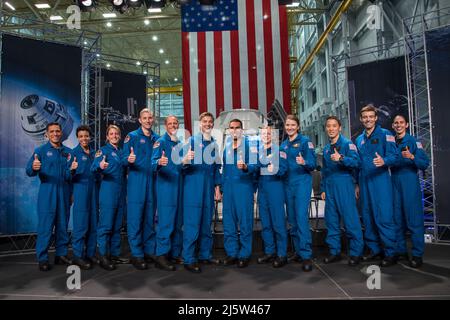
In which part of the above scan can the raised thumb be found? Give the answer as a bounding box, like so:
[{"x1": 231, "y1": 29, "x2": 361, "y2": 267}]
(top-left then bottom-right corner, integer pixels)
[
  {"x1": 162, "y1": 150, "x2": 166, "y2": 157},
  {"x1": 73, "y1": 156, "x2": 77, "y2": 162},
  {"x1": 34, "y1": 154, "x2": 39, "y2": 160},
  {"x1": 130, "y1": 147, "x2": 134, "y2": 154},
  {"x1": 375, "y1": 152, "x2": 380, "y2": 158},
  {"x1": 102, "y1": 155, "x2": 106, "y2": 162}
]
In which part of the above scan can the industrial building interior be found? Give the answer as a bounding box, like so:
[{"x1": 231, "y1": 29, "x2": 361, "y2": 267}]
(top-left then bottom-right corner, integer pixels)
[{"x1": 0, "y1": 0, "x2": 450, "y2": 301}]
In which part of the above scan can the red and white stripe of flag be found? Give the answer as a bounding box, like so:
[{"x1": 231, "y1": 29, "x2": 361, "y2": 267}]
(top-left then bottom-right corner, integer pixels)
[{"x1": 182, "y1": 0, "x2": 291, "y2": 133}]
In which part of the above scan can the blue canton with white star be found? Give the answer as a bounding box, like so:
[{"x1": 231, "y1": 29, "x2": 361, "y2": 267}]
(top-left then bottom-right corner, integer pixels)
[{"x1": 181, "y1": 0, "x2": 238, "y2": 32}]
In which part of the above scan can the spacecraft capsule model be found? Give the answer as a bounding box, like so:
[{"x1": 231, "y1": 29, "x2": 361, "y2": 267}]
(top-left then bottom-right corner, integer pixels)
[{"x1": 19, "y1": 94, "x2": 74, "y2": 143}]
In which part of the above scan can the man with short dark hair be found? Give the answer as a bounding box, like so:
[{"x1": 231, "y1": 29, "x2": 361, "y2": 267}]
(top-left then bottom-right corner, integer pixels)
[
  {"x1": 122, "y1": 108, "x2": 160, "y2": 270},
  {"x1": 355, "y1": 105, "x2": 399, "y2": 267},
  {"x1": 26, "y1": 122, "x2": 73, "y2": 271},
  {"x1": 221, "y1": 119, "x2": 258, "y2": 268},
  {"x1": 181, "y1": 112, "x2": 222, "y2": 273}
]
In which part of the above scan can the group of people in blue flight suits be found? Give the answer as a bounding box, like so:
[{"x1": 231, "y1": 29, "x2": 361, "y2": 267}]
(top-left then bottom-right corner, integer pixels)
[{"x1": 26, "y1": 104, "x2": 429, "y2": 273}]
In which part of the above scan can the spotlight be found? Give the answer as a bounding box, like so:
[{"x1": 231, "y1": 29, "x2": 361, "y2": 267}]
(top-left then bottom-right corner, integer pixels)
[
  {"x1": 109, "y1": 0, "x2": 127, "y2": 13},
  {"x1": 144, "y1": 0, "x2": 166, "y2": 9},
  {"x1": 76, "y1": 0, "x2": 96, "y2": 12},
  {"x1": 127, "y1": 0, "x2": 142, "y2": 8}
]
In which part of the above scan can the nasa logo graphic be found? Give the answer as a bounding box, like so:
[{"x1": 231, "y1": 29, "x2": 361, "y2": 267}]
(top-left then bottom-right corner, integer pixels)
[{"x1": 19, "y1": 94, "x2": 74, "y2": 143}]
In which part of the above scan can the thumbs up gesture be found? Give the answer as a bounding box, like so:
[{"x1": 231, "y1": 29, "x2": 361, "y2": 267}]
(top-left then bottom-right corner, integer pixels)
[
  {"x1": 237, "y1": 155, "x2": 247, "y2": 170},
  {"x1": 128, "y1": 146, "x2": 136, "y2": 164},
  {"x1": 100, "y1": 155, "x2": 109, "y2": 170},
  {"x1": 401, "y1": 146, "x2": 414, "y2": 160},
  {"x1": 183, "y1": 146, "x2": 195, "y2": 164},
  {"x1": 330, "y1": 148, "x2": 341, "y2": 162},
  {"x1": 296, "y1": 153, "x2": 305, "y2": 165},
  {"x1": 32, "y1": 154, "x2": 41, "y2": 171},
  {"x1": 373, "y1": 152, "x2": 385, "y2": 167},
  {"x1": 159, "y1": 150, "x2": 169, "y2": 166},
  {"x1": 70, "y1": 156, "x2": 78, "y2": 171}
]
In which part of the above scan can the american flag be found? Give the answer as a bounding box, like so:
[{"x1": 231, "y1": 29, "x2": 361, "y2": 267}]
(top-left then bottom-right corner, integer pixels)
[{"x1": 181, "y1": 0, "x2": 291, "y2": 132}]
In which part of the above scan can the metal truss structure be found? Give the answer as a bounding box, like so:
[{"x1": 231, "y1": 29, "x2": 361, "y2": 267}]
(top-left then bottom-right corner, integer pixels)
[
  {"x1": 403, "y1": 6, "x2": 450, "y2": 244},
  {"x1": 0, "y1": 9, "x2": 160, "y2": 254}
]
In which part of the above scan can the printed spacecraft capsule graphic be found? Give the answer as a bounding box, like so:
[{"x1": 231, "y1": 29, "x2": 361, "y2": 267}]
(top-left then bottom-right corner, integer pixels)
[{"x1": 19, "y1": 94, "x2": 74, "y2": 143}]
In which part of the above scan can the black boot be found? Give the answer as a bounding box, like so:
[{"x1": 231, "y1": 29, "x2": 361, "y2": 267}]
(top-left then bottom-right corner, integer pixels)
[
  {"x1": 87, "y1": 256, "x2": 100, "y2": 265},
  {"x1": 380, "y1": 255, "x2": 398, "y2": 267},
  {"x1": 222, "y1": 256, "x2": 238, "y2": 266},
  {"x1": 131, "y1": 257, "x2": 148, "y2": 270},
  {"x1": 348, "y1": 256, "x2": 361, "y2": 266},
  {"x1": 54, "y1": 255, "x2": 72, "y2": 265},
  {"x1": 184, "y1": 263, "x2": 202, "y2": 273},
  {"x1": 409, "y1": 256, "x2": 423, "y2": 268},
  {"x1": 199, "y1": 257, "x2": 221, "y2": 265},
  {"x1": 302, "y1": 259, "x2": 313, "y2": 272},
  {"x1": 323, "y1": 254, "x2": 341, "y2": 264},
  {"x1": 99, "y1": 256, "x2": 116, "y2": 271},
  {"x1": 155, "y1": 255, "x2": 176, "y2": 271},
  {"x1": 38, "y1": 261, "x2": 51, "y2": 272},
  {"x1": 257, "y1": 254, "x2": 275, "y2": 264},
  {"x1": 72, "y1": 258, "x2": 92, "y2": 270},
  {"x1": 272, "y1": 256, "x2": 287, "y2": 268},
  {"x1": 362, "y1": 252, "x2": 384, "y2": 262},
  {"x1": 237, "y1": 258, "x2": 250, "y2": 268},
  {"x1": 287, "y1": 253, "x2": 302, "y2": 263}
]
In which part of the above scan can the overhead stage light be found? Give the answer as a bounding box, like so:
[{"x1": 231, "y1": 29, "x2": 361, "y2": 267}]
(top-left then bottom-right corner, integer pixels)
[
  {"x1": 76, "y1": 0, "x2": 97, "y2": 12},
  {"x1": 109, "y1": 0, "x2": 128, "y2": 13},
  {"x1": 144, "y1": 0, "x2": 166, "y2": 10},
  {"x1": 128, "y1": 0, "x2": 143, "y2": 8}
]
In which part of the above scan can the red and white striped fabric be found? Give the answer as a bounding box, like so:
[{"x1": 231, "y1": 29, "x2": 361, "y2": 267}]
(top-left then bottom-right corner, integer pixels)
[{"x1": 181, "y1": 0, "x2": 291, "y2": 133}]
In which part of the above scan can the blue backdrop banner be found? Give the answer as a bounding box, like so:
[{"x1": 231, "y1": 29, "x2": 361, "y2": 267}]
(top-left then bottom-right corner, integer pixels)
[{"x1": 0, "y1": 34, "x2": 81, "y2": 234}]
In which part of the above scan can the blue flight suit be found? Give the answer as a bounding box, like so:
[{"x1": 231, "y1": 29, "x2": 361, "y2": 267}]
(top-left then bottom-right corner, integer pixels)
[
  {"x1": 321, "y1": 135, "x2": 364, "y2": 257},
  {"x1": 281, "y1": 133, "x2": 316, "y2": 260},
  {"x1": 392, "y1": 133, "x2": 429, "y2": 257},
  {"x1": 68, "y1": 144, "x2": 99, "y2": 260},
  {"x1": 222, "y1": 136, "x2": 258, "y2": 260},
  {"x1": 91, "y1": 143, "x2": 126, "y2": 258},
  {"x1": 151, "y1": 132, "x2": 184, "y2": 258},
  {"x1": 26, "y1": 142, "x2": 72, "y2": 263},
  {"x1": 257, "y1": 143, "x2": 288, "y2": 258},
  {"x1": 122, "y1": 128, "x2": 159, "y2": 258},
  {"x1": 355, "y1": 125, "x2": 398, "y2": 257},
  {"x1": 181, "y1": 133, "x2": 221, "y2": 265}
]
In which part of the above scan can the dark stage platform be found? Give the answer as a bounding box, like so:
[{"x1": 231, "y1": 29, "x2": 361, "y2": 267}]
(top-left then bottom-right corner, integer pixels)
[{"x1": 0, "y1": 242, "x2": 449, "y2": 300}]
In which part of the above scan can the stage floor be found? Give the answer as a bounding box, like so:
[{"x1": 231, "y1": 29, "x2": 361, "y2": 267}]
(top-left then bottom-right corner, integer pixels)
[{"x1": 0, "y1": 244, "x2": 449, "y2": 300}]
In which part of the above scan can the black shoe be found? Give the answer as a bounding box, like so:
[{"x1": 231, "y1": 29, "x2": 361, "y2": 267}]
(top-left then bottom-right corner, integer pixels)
[
  {"x1": 380, "y1": 255, "x2": 398, "y2": 267},
  {"x1": 237, "y1": 258, "x2": 250, "y2": 268},
  {"x1": 272, "y1": 256, "x2": 287, "y2": 268},
  {"x1": 362, "y1": 252, "x2": 384, "y2": 262},
  {"x1": 302, "y1": 259, "x2": 313, "y2": 272},
  {"x1": 131, "y1": 257, "x2": 148, "y2": 270},
  {"x1": 170, "y1": 256, "x2": 184, "y2": 265},
  {"x1": 348, "y1": 256, "x2": 361, "y2": 266},
  {"x1": 222, "y1": 256, "x2": 238, "y2": 266},
  {"x1": 144, "y1": 254, "x2": 157, "y2": 264},
  {"x1": 397, "y1": 253, "x2": 409, "y2": 261},
  {"x1": 54, "y1": 255, "x2": 72, "y2": 265},
  {"x1": 155, "y1": 255, "x2": 176, "y2": 271},
  {"x1": 199, "y1": 258, "x2": 221, "y2": 265},
  {"x1": 184, "y1": 263, "x2": 202, "y2": 273},
  {"x1": 99, "y1": 256, "x2": 116, "y2": 271},
  {"x1": 409, "y1": 256, "x2": 423, "y2": 268},
  {"x1": 87, "y1": 256, "x2": 100, "y2": 265},
  {"x1": 38, "y1": 261, "x2": 51, "y2": 272},
  {"x1": 257, "y1": 254, "x2": 275, "y2": 264},
  {"x1": 323, "y1": 254, "x2": 341, "y2": 264},
  {"x1": 287, "y1": 253, "x2": 302, "y2": 263},
  {"x1": 110, "y1": 256, "x2": 129, "y2": 264},
  {"x1": 72, "y1": 258, "x2": 92, "y2": 270}
]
